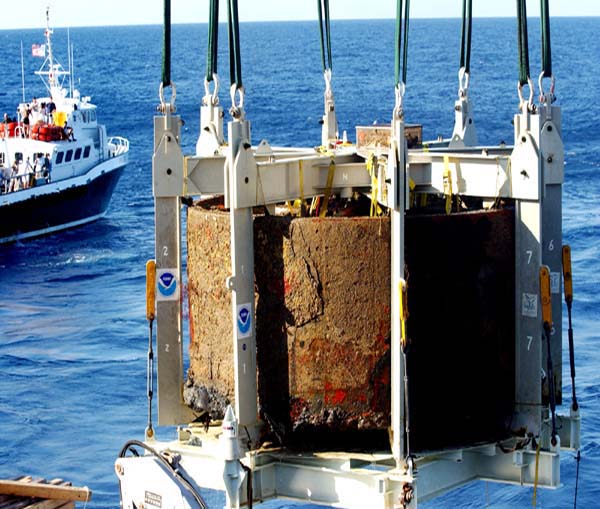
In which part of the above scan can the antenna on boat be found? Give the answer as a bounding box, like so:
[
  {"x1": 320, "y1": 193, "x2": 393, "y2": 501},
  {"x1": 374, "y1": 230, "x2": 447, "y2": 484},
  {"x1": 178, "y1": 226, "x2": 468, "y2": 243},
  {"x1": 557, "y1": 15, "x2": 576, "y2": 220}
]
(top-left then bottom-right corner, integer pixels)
[
  {"x1": 20, "y1": 41, "x2": 26, "y2": 102},
  {"x1": 35, "y1": 6, "x2": 70, "y2": 100},
  {"x1": 45, "y1": 6, "x2": 55, "y2": 88},
  {"x1": 67, "y1": 28, "x2": 72, "y2": 98},
  {"x1": 71, "y1": 40, "x2": 75, "y2": 98}
]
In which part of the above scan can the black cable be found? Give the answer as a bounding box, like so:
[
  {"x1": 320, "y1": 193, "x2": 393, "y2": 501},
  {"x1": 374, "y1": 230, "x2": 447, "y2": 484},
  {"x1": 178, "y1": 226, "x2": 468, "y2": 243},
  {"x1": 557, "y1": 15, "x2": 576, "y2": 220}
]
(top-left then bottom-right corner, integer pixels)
[
  {"x1": 147, "y1": 319, "x2": 154, "y2": 438},
  {"x1": 543, "y1": 324, "x2": 558, "y2": 446},
  {"x1": 119, "y1": 440, "x2": 208, "y2": 509},
  {"x1": 162, "y1": 0, "x2": 171, "y2": 87},
  {"x1": 540, "y1": 0, "x2": 552, "y2": 78},
  {"x1": 574, "y1": 449, "x2": 581, "y2": 509},
  {"x1": 516, "y1": 0, "x2": 530, "y2": 86},
  {"x1": 206, "y1": 0, "x2": 219, "y2": 82},
  {"x1": 402, "y1": 0, "x2": 410, "y2": 87},
  {"x1": 394, "y1": 0, "x2": 404, "y2": 87},
  {"x1": 566, "y1": 299, "x2": 579, "y2": 411},
  {"x1": 460, "y1": 0, "x2": 472, "y2": 73},
  {"x1": 227, "y1": 0, "x2": 243, "y2": 88},
  {"x1": 240, "y1": 461, "x2": 253, "y2": 508},
  {"x1": 317, "y1": 0, "x2": 333, "y2": 72}
]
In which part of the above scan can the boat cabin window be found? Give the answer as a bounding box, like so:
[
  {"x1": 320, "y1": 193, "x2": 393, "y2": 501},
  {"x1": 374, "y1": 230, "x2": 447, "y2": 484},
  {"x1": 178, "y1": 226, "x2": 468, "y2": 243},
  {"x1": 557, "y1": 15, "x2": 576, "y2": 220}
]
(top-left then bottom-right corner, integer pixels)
[
  {"x1": 56, "y1": 152, "x2": 64, "y2": 164},
  {"x1": 14, "y1": 152, "x2": 23, "y2": 163},
  {"x1": 74, "y1": 148, "x2": 82, "y2": 160},
  {"x1": 0, "y1": 153, "x2": 4, "y2": 166},
  {"x1": 83, "y1": 146, "x2": 91, "y2": 158},
  {"x1": 65, "y1": 149, "x2": 73, "y2": 163},
  {"x1": 90, "y1": 110, "x2": 96, "y2": 122}
]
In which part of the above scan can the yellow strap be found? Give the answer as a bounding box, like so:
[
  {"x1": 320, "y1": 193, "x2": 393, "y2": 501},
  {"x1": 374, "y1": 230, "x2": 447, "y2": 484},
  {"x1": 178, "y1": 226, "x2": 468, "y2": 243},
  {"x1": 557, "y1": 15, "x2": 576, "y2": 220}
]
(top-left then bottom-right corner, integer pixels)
[
  {"x1": 309, "y1": 196, "x2": 318, "y2": 216},
  {"x1": 146, "y1": 259, "x2": 156, "y2": 321},
  {"x1": 399, "y1": 279, "x2": 409, "y2": 348},
  {"x1": 443, "y1": 155, "x2": 453, "y2": 215},
  {"x1": 366, "y1": 153, "x2": 384, "y2": 217},
  {"x1": 299, "y1": 159, "x2": 305, "y2": 205},
  {"x1": 562, "y1": 245, "x2": 573, "y2": 302},
  {"x1": 532, "y1": 440, "x2": 541, "y2": 507},
  {"x1": 540, "y1": 265, "x2": 553, "y2": 327},
  {"x1": 292, "y1": 160, "x2": 306, "y2": 216},
  {"x1": 319, "y1": 158, "x2": 336, "y2": 218}
]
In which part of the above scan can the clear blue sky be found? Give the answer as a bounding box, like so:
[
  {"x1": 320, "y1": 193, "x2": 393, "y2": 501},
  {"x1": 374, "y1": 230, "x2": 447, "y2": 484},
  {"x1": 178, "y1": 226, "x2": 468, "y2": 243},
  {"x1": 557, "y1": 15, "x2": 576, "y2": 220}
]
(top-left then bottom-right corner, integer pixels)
[{"x1": 3, "y1": 0, "x2": 599, "y2": 30}]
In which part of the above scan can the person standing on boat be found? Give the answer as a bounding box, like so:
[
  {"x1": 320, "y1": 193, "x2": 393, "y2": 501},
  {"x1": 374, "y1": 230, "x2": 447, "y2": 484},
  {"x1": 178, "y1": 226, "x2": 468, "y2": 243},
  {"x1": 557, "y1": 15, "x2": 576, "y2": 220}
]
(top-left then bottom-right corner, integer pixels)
[
  {"x1": 17, "y1": 158, "x2": 28, "y2": 189},
  {"x1": 9, "y1": 161, "x2": 19, "y2": 192},
  {"x1": 23, "y1": 106, "x2": 31, "y2": 137},
  {"x1": 25, "y1": 157, "x2": 34, "y2": 187},
  {"x1": 63, "y1": 122, "x2": 75, "y2": 141},
  {"x1": 45, "y1": 101, "x2": 56, "y2": 123},
  {"x1": 42, "y1": 153, "x2": 51, "y2": 183},
  {"x1": 0, "y1": 165, "x2": 10, "y2": 193}
]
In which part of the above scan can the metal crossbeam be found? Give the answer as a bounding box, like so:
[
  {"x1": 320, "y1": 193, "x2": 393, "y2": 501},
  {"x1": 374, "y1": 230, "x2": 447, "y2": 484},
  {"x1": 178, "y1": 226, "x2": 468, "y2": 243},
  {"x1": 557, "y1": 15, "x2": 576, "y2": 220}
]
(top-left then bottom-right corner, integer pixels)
[
  {"x1": 119, "y1": 433, "x2": 568, "y2": 509},
  {"x1": 183, "y1": 143, "x2": 543, "y2": 205}
]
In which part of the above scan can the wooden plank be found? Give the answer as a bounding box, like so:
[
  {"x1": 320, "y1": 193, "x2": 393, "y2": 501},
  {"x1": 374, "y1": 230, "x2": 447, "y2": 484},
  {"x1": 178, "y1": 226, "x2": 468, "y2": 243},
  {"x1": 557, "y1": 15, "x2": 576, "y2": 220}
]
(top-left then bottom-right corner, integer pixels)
[
  {"x1": 0, "y1": 499, "x2": 74, "y2": 509},
  {"x1": 20, "y1": 499, "x2": 74, "y2": 509},
  {"x1": 0, "y1": 482, "x2": 91, "y2": 503}
]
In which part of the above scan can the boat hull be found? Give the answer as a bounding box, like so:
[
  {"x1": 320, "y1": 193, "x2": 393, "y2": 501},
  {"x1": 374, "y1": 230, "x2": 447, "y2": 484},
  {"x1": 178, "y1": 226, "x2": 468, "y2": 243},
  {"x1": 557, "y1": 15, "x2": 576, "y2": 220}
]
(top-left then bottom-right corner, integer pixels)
[{"x1": 0, "y1": 161, "x2": 125, "y2": 243}]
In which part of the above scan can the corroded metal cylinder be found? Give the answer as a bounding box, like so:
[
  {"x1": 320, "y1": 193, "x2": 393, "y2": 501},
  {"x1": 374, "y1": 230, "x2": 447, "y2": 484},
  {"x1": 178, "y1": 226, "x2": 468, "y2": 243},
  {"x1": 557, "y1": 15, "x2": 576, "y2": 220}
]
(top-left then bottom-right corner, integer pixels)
[{"x1": 186, "y1": 199, "x2": 516, "y2": 451}]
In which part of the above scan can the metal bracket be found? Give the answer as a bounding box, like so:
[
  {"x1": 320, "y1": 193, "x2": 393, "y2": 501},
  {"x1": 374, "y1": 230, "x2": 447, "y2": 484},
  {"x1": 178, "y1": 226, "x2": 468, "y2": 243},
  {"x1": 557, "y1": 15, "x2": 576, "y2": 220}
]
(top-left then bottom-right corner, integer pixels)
[
  {"x1": 450, "y1": 95, "x2": 478, "y2": 148},
  {"x1": 153, "y1": 116, "x2": 185, "y2": 198}
]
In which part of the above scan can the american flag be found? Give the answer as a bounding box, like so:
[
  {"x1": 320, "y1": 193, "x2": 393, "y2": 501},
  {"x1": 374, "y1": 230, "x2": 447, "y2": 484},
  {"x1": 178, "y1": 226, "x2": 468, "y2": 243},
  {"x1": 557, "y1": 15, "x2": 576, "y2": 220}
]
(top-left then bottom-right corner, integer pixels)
[{"x1": 31, "y1": 44, "x2": 45, "y2": 58}]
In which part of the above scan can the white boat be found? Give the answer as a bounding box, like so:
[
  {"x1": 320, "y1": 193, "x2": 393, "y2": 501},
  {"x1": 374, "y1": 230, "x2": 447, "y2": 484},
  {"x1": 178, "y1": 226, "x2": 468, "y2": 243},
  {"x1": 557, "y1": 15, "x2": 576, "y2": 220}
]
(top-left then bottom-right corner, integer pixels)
[{"x1": 0, "y1": 8, "x2": 129, "y2": 244}]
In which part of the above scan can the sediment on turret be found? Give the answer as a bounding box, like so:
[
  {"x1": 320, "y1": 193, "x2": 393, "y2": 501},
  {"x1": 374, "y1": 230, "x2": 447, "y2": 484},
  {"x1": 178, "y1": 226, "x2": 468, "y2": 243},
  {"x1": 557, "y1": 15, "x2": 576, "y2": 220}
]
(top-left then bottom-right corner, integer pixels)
[{"x1": 185, "y1": 196, "x2": 516, "y2": 452}]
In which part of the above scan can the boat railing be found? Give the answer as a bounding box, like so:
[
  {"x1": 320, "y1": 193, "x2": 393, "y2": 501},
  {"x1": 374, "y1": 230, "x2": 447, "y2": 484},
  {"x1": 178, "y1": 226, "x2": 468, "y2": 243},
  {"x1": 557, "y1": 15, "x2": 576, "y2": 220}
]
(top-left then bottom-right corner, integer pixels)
[
  {"x1": 1, "y1": 172, "x2": 48, "y2": 195},
  {"x1": 107, "y1": 136, "x2": 129, "y2": 158}
]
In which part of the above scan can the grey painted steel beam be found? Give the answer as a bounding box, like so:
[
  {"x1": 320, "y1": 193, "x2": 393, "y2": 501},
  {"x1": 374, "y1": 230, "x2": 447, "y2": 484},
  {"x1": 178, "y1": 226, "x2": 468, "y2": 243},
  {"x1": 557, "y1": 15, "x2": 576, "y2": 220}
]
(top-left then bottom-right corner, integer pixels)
[{"x1": 153, "y1": 114, "x2": 196, "y2": 426}]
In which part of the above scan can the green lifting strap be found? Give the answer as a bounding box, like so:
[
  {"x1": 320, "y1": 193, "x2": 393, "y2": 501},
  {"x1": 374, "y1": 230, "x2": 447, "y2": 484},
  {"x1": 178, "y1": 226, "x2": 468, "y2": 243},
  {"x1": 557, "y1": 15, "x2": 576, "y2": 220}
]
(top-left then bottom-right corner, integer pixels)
[
  {"x1": 460, "y1": 0, "x2": 472, "y2": 74},
  {"x1": 162, "y1": 0, "x2": 171, "y2": 87},
  {"x1": 394, "y1": 0, "x2": 410, "y2": 87},
  {"x1": 318, "y1": 0, "x2": 333, "y2": 72},
  {"x1": 206, "y1": 0, "x2": 219, "y2": 82},
  {"x1": 227, "y1": 0, "x2": 243, "y2": 88},
  {"x1": 516, "y1": 0, "x2": 530, "y2": 86},
  {"x1": 540, "y1": 0, "x2": 552, "y2": 78}
]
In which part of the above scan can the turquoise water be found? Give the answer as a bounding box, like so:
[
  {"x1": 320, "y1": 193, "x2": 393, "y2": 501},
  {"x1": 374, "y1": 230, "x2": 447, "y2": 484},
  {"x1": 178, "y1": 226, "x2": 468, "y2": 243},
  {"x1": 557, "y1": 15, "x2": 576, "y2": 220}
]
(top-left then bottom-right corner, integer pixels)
[{"x1": 1, "y1": 18, "x2": 599, "y2": 508}]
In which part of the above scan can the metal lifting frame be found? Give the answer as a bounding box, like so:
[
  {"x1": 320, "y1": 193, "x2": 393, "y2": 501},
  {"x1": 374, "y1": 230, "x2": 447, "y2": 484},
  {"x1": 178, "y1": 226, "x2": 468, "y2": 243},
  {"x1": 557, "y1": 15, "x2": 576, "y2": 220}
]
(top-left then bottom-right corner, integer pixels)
[
  {"x1": 148, "y1": 93, "x2": 580, "y2": 505},
  {"x1": 140, "y1": 0, "x2": 580, "y2": 506}
]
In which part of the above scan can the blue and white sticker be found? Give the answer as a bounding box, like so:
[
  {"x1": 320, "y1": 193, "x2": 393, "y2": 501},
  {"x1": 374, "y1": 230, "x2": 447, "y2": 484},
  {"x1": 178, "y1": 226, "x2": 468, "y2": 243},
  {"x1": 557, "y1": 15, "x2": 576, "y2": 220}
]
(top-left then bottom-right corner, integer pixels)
[
  {"x1": 522, "y1": 292, "x2": 538, "y2": 318},
  {"x1": 156, "y1": 269, "x2": 179, "y2": 301},
  {"x1": 236, "y1": 303, "x2": 252, "y2": 338}
]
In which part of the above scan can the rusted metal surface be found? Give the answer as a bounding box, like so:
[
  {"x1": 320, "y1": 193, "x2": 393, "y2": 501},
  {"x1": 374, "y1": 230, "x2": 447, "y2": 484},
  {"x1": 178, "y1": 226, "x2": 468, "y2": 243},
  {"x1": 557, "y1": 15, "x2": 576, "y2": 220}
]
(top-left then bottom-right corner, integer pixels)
[
  {"x1": 405, "y1": 207, "x2": 516, "y2": 452},
  {"x1": 185, "y1": 200, "x2": 391, "y2": 447},
  {"x1": 185, "y1": 199, "x2": 516, "y2": 451},
  {"x1": 355, "y1": 124, "x2": 422, "y2": 156}
]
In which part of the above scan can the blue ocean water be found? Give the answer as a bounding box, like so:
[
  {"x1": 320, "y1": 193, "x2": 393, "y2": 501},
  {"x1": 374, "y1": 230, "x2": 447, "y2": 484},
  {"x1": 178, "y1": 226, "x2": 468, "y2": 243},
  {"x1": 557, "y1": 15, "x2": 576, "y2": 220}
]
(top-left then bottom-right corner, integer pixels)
[{"x1": 0, "y1": 17, "x2": 599, "y2": 508}]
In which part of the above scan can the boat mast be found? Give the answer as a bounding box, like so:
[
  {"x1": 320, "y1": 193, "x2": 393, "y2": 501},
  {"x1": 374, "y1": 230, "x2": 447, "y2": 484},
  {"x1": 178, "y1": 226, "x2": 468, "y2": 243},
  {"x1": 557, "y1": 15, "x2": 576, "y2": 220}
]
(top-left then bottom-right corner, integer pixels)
[
  {"x1": 20, "y1": 41, "x2": 25, "y2": 102},
  {"x1": 35, "y1": 6, "x2": 69, "y2": 101},
  {"x1": 45, "y1": 6, "x2": 55, "y2": 88}
]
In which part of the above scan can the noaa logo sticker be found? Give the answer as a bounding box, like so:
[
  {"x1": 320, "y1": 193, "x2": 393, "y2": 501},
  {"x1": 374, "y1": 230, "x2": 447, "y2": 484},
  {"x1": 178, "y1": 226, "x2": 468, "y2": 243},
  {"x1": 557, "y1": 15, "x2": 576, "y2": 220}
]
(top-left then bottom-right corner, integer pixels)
[
  {"x1": 156, "y1": 269, "x2": 179, "y2": 301},
  {"x1": 236, "y1": 303, "x2": 252, "y2": 338}
]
